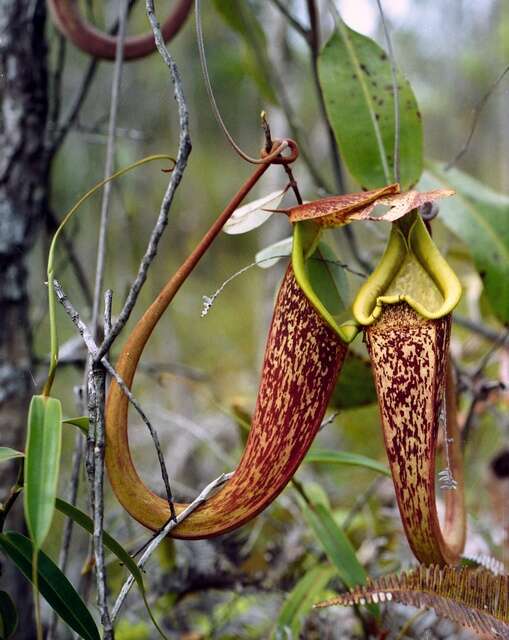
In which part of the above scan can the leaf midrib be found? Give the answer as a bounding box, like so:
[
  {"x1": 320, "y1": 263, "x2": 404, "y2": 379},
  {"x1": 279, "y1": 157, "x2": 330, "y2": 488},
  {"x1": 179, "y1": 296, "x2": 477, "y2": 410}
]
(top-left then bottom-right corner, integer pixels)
[{"x1": 336, "y1": 21, "x2": 391, "y2": 184}]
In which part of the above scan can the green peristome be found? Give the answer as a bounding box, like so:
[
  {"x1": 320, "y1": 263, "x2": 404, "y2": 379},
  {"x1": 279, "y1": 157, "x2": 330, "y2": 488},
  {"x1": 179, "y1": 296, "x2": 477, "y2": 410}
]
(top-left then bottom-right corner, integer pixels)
[
  {"x1": 292, "y1": 221, "x2": 359, "y2": 343},
  {"x1": 352, "y1": 213, "x2": 462, "y2": 325}
]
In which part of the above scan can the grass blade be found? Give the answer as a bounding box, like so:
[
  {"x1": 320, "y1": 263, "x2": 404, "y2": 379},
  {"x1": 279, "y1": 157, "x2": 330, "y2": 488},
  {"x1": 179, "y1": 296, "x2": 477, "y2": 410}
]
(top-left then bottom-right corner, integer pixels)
[
  {"x1": 273, "y1": 564, "x2": 335, "y2": 639},
  {"x1": 306, "y1": 450, "x2": 390, "y2": 477}
]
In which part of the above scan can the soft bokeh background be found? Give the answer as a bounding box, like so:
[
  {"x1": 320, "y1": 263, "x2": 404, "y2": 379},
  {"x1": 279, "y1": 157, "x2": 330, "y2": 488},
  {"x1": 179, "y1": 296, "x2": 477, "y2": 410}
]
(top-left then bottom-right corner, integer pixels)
[{"x1": 32, "y1": 1, "x2": 509, "y2": 638}]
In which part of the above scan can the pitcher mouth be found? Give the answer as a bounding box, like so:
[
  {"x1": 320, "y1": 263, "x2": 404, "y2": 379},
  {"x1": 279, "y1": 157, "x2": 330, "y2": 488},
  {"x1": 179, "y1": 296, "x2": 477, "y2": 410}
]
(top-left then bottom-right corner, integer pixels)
[
  {"x1": 352, "y1": 212, "x2": 462, "y2": 326},
  {"x1": 291, "y1": 221, "x2": 360, "y2": 343}
]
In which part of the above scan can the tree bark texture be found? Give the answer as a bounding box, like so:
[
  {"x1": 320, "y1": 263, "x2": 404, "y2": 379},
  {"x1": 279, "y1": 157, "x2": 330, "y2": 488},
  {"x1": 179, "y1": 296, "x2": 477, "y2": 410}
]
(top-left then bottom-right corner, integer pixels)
[{"x1": 0, "y1": 1, "x2": 49, "y2": 637}]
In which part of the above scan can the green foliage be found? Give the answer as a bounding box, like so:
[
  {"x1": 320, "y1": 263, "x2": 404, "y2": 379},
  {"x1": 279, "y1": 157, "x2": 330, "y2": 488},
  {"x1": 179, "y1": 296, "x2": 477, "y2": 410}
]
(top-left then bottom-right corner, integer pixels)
[
  {"x1": 330, "y1": 354, "x2": 377, "y2": 409},
  {"x1": 115, "y1": 620, "x2": 151, "y2": 640},
  {"x1": 302, "y1": 500, "x2": 380, "y2": 618},
  {"x1": 0, "y1": 448, "x2": 23, "y2": 464},
  {"x1": 62, "y1": 416, "x2": 89, "y2": 435},
  {"x1": 306, "y1": 450, "x2": 390, "y2": 477},
  {"x1": 211, "y1": 0, "x2": 277, "y2": 103},
  {"x1": 301, "y1": 501, "x2": 366, "y2": 589},
  {"x1": 0, "y1": 591, "x2": 17, "y2": 640},
  {"x1": 24, "y1": 395, "x2": 62, "y2": 550},
  {"x1": 0, "y1": 532, "x2": 100, "y2": 640},
  {"x1": 273, "y1": 564, "x2": 335, "y2": 640},
  {"x1": 55, "y1": 499, "x2": 168, "y2": 640},
  {"x1": 306, "y1": 240, "x2": 349, "y2": 317},
  {"x1": 319, "y1": 23, "x2": 423, "y2": 189},
  {"x1": 422, "y1": 163, "x2": 509, "y2": 324},
  {"x1": 292, "y1": 222, "x2": 358, "y2": 342},
  {"x1": 20, "y1": 5, "x2": 508, "y2": 639}
]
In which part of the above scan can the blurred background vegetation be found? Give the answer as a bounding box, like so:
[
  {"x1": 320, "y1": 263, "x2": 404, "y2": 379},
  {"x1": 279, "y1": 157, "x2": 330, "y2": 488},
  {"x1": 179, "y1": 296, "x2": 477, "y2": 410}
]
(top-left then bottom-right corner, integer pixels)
[{"x1": 23, "y1": 0, "x2": 509, "y2": 637}]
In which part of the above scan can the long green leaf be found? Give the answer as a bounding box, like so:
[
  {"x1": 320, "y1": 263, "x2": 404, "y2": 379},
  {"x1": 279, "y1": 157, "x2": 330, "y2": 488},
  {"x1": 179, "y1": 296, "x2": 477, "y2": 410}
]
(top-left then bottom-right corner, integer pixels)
[
  {"x1": 0, "y1": 591, "x2": 17, "y2": 639},
  {"x1": 24, "y1": 395, "x2": 62, "y2": 549},
  {"x1": 319, "y1": 23, "x2": 423, "y2": 190},
  {"x1": 421, "y1": 163, "x2": 509, "y2": 324},
  {"x1": 55, "y1": 499, "x2": 168, "y2": 640},
  {"x1": 273, "y1": 564, "x2": 335, "y2": 640},
  {"x1": 302, "y1": 501, "x2": 379, "y2": 616},
  {"x1": 0, "y1": 532, "x2": 99, "y2": 640},
  {"x1": 0, "y1": 448, "x2": 24, "y2": 464},
  {"x1": 306, "y1": 450, "x2": 390, "y2": 477},
  {"x1": 302, "y1": 502, "x2": 366, "y2": 589}
]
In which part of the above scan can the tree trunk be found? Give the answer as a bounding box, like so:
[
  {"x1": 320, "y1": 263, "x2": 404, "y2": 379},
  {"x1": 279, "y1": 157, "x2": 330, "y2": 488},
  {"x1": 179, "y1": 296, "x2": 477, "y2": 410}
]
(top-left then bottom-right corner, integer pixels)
[{"x1": 0, "y1": 1, "x2": 49, "y2": 637}]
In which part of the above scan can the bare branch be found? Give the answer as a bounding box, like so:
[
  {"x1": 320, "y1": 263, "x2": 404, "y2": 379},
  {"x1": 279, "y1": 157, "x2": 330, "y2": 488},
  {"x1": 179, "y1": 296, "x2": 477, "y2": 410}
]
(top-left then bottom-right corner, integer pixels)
[
  {"x1": 111, "y1": 471, "x2": 233, "y2": 622},
  {"x1": 46, "y1": 58, "x2": 98, "y2": 157},
  {"x1": 87, "y1": 361, "x2": 112, "y2": 636},
  {"x1": 446, "y1": 64, "x2": 509, "y2": 171},
  {"x1": 454, "y1": 314, "x2": 506, "y2": 343},
  {"x1": 96, "y1": 0, "x2": 192, "y2": 361},
  {"x1": 104, "y1": 289, "x2": 113, "y2": 339},
  {"x1": 53, "y1": 279, "x2": 177, "y2": 521},
  {"x1": 86, "y1": 5, "x2": 128, "y2": 636},
  {"x1": 46, "y1": 0, "x2": 140, "y2": 157},
  {"x1": 270, "y1": 0, "x2": 310, "y2": 42}
]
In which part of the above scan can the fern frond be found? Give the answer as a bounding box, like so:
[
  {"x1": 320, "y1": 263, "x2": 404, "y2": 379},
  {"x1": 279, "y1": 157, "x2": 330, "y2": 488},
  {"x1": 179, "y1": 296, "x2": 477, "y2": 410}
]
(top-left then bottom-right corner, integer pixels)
[
  {"x1": 314, "y1": 566, "x2": 509, "y2": 638},
  {"x1": 462, "y1": 554, "x2": 506, "y2": 576}
]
